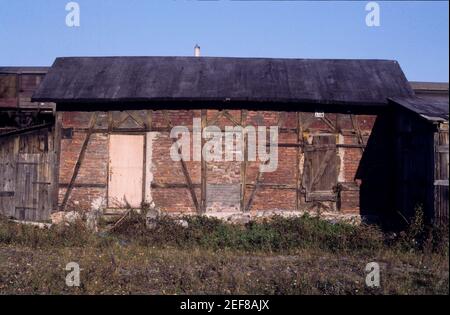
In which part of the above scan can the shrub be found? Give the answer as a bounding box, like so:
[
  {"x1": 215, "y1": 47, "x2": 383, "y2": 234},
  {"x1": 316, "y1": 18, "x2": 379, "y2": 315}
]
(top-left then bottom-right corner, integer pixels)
[
  {"x1": 110, "y1": 213, "x2": 385, "y2": 253},
  {"x1": 0, "y1": 215, "x2": 95, "y2": 248},
  {"x1": 0, "y1": 212, "x2": 447, "y2": 255}
]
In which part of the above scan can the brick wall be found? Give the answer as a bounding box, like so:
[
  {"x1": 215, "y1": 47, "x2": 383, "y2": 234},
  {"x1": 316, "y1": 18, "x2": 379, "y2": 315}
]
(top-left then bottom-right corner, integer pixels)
[{"x1": 57, "y1": 109, "x2": 389, "y2": 218}]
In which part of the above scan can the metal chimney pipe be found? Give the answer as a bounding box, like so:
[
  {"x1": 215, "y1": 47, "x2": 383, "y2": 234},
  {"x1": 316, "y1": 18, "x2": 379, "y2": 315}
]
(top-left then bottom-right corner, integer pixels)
[{"x1": 194, "y1": 44, "x2": 201, "y2": 57}]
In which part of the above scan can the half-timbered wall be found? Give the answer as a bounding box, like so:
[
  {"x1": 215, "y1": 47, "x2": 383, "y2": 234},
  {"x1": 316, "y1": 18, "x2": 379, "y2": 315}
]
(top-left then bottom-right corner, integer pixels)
[{"x1": 56, "y1": 108, "x2": 392, "y2": 219}]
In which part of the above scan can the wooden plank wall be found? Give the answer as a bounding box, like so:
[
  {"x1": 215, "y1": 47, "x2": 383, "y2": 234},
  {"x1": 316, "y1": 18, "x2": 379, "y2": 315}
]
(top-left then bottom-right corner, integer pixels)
[
  {"x1": 394, "y1": 110, "x2": 434, "y2": 222},
  {"x1": 394, "y1": 107, "x2": 450, "y2": 226},
  {"x1": 0, "y1": 72, "x2": 54, "y2": 109},
  {"x1": 0, "y1": 128, "x2": 55, "y2": 221},
  {"x1": 434, "y1": 122, "x2": 449, "y2": 225}
]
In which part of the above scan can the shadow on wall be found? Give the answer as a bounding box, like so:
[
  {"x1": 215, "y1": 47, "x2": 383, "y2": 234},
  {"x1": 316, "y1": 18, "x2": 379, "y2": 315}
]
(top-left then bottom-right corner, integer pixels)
[{"x1": 356, "y1": 112, "x2": 396, "y2": 227}]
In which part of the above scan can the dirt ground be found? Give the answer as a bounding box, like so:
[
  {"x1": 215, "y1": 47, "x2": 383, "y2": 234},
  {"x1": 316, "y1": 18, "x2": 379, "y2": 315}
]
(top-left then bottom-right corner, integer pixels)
[{"x1": 0, "y1": 243, "x2": 448, "y2": 295}]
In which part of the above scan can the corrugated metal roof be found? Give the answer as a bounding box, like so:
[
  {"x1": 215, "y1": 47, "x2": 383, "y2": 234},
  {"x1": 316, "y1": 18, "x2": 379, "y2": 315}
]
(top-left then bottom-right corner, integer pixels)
[{"x1": 32, "y1": 56, "x2": 414, "y2": 106}]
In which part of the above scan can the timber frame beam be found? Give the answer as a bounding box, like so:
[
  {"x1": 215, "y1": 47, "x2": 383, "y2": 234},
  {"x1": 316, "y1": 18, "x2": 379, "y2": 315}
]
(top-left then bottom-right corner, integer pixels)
[
  {"x1": 59, "y1": 112, "x2": 98, "y2": 211},
  {"x1": 54, "y1": 110, "x2": 371, "y2": 214}
]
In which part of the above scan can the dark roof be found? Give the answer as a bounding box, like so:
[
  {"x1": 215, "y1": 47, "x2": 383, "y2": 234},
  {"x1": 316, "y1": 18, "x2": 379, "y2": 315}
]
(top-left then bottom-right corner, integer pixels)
[
  {"x1": 410, "y1": 81, "x2": 449, "y2": 92},
  {"x1": 0, "y1": 67, "x2": 49, "y2": 74},
  {"x1": 409, "y1": 81, "x2": 449, "y2": 104},
  {"x1": 390, "y1": 96, "x2": 449, "y2": 122},
  {"x1": 32, "y1": 56, "x2": 414, "y2": 106}
]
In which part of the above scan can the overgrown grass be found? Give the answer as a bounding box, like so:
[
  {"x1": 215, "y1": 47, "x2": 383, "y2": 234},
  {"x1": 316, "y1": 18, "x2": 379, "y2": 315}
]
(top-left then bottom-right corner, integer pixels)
[
  {"x1": 111, "y1": 214, "x2": 386, "y2": 254},
  {"x1": 0, "y1": 241, "x2": 448, "y2": 295},
  {"x1": 1, "y1": 212, "x2": 448, "y2": 255},
  {"x1": 0, "y1": 212, "x2": 448, "y2": 295}
]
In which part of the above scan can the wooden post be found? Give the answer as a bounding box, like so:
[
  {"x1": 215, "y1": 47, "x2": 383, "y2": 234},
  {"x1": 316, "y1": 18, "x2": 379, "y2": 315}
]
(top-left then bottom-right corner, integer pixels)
[
  {"x1": 163, "y1": 110, "x2": 201, "y2": 214},
  {"x1": 108, "y1": 112, "x2": 113, "y2": 133},
  {"x1": 296, "y1": 112, "x2": 303, "y2": 210},
  {"x1": 52, "y1": 112, "x2": 62, "y2": 212},
  {"x1": 350, "y1": 114, "x2": 365, "y2": 153},
  {"x1": 142, "y1": 132, "x2": 147, "y2": 206},
  {"x1": 146, "y1": 110, "x2": 153, "y2": 131},
  {"x1": 201, "y1": 109, "x2": 207, "y2": 214},
  {"x1": 15, "y1": 73, "x2": 21, "y2": 108},
  {"x1": 246, "y1": 171, "x2": 261, "y2": 212},
  {"x1": 240, "y1": 109, "x2": 248, "y2": 212}
]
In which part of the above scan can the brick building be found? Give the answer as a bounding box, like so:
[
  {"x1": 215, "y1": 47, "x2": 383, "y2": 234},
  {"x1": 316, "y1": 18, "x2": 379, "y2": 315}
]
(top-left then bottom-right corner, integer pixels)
[{"x1": 0, "y1": 57, "x2": 448, "y2": 224}]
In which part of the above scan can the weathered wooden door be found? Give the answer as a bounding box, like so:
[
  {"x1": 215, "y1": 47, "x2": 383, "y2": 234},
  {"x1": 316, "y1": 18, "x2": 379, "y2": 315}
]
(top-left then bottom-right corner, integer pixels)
[
  {"x1": 0, "y1": 142, "x2": 15, "y2": 218},
  {"x1": 0, "y1": 132, "x2": 54, "y2": 222},
  {"x1": 15, "y1": 153, "x2": 52, "y2": 221},
  {"x1": 302, "y1": 134, "x2": 339, "y2": 202},
  {"x1": 108, "y1": 135, "x2": 144, "y2": 208}
]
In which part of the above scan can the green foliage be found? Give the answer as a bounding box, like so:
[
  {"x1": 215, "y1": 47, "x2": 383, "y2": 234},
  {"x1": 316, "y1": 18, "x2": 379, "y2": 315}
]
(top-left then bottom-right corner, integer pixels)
[
  {"x1": 111, "y1": 214, "x2": 387, "y2": 253},
  {"x1": 391, "y1": 205, "x2": 449, "y2": 254},
  {"x1": 0, "y1": 211, "x2": 447, "y2": 255},
  {"x1": 0, "y1": 216, "x2": 96, "y2": 248}
]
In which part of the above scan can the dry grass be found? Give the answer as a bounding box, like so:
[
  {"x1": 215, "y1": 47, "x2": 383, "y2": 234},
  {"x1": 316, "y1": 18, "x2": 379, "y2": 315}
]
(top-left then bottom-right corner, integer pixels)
[{"x1": 0, "y1": 213, "x2": 448, "y2": 295}]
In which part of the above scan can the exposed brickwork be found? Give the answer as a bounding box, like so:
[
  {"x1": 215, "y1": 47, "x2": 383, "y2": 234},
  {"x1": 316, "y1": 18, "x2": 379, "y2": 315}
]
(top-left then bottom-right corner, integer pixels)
[
  {"x1": 247, "y1": 188, "x2": 297, "y2": 211},
  {"x1": 58, "y1": 187, "x2": 106, "y2": 212},
  {"x1": 152, "y1": 187, "x2": 200, "y2": 213},
  {"x1": 57, "y1": 110, "x2": 387, "y2": 219},
  {"x1": 339, "y1": 190, "x2": 360, "y2": 214}
]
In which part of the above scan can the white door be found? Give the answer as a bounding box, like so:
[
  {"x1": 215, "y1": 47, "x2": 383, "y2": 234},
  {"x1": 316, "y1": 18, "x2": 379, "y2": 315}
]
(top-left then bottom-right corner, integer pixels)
[{"x1": 108, "y1": 135, "x2": 144, "y2": 208}]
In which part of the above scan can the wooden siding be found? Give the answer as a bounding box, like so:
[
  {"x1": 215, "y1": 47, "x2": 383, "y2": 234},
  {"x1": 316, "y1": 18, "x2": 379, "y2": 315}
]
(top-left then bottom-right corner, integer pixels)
[
  {"x1": 434, "y1": 123, "x2": 449, "y2": 225},
  {"x1": 0, "y1": 128, "x2": 55, "y2": 221},
  {"x1": 394, "y1": 106, "x2": 449, "y2": 225},
  {"x1": 0, "y1": 71, "x2": 54, "y2": 110}
]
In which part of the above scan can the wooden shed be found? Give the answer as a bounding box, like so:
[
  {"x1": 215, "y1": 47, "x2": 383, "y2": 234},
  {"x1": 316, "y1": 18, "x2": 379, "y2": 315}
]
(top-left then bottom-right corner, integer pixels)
[
  {"x1": 3, "y1": 56, "x2": 447, "y2": 226},
  {"x1": 10, "y1": 56, "x2": 415, "y2": 224},
  {"x1": 390, "y1": 96, "x2": 449, "y2": 225},
  {"x1": 0, "y1": 67, "x2": 55, "y2": 221}
]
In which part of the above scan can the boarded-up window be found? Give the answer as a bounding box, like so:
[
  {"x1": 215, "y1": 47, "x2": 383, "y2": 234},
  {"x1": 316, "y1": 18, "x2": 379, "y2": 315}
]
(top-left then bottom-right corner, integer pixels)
[
  {"x1": 206, "y1": 183, "x2": 240, "y2": 212},
  {"x1": 0, "y1": 74, "x2": 17, "y2": 99},
  {"x1": 302, "y1": 134, "x2": 339, "y2": 201}
]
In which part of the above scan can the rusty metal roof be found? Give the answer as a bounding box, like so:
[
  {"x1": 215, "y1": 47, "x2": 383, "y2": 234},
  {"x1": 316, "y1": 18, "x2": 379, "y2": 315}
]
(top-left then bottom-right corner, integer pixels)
[{"x1": 32, "y1": 56, "x2": 414, "y2": 106}]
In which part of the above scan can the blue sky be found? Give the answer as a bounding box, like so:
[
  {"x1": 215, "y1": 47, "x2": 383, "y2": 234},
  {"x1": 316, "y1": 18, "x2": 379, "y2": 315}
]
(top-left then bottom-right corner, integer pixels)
[{"x1": 0, "y1": 0, "x2": 448, "y2": 82}]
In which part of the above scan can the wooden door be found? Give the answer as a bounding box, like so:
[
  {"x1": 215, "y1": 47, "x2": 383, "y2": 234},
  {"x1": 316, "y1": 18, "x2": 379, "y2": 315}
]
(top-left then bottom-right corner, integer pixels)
[
  {"x1": 302, "y1": 134, "x2": 339, "y2": 202},
  {"x1": 0, "y1": 139, "x2": 16, "y2": 218},
  {"x1": 15, "y1": 154, "x2": 39, "y2": 220},
  {"x1": 14, "y1": 153, "x2": 53, "y2": 221},
  {"x1": 108, "y1": 135, "x2": 144, "y2": 208},
  {"x1": 1, "y1": 132, "x2": 54, "y2": 222}
]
